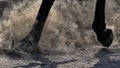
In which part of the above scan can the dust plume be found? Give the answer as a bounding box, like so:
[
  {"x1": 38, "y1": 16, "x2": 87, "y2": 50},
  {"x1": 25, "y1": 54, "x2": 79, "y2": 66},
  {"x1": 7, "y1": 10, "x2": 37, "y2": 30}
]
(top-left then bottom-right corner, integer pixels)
[{"x1": 0, "y1": 0, "x2": 119, "y2": 54}]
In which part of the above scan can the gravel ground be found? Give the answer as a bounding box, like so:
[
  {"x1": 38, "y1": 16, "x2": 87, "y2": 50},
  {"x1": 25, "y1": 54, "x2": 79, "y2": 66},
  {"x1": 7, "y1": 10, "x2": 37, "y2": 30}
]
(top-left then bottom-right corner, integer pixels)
[{"x1": 0, "y1": 45, "x2": 120, "y2": 68}]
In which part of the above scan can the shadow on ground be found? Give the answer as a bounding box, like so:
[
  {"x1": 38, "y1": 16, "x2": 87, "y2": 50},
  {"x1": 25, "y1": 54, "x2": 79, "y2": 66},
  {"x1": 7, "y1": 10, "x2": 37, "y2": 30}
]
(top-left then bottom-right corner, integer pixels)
[
  {"x1": 14, "y1": 56, "x2": 77, "y2": 68},
  {"x1": 93, "y1": 48, "x2": 120, "y2": 68}
]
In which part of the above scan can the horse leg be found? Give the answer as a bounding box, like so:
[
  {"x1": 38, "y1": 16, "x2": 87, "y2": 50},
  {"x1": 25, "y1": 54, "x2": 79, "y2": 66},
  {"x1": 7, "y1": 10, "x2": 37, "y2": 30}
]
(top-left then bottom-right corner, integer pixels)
[
  {"x1": 18, "y1": 0, "x2": 55, "y2": 53},
  {"x1": 92, "y1": 0, "x2": 113, "y2": 47},
  {"x1": 28, "y1": 0, "x2": 55, "y2": 44}
]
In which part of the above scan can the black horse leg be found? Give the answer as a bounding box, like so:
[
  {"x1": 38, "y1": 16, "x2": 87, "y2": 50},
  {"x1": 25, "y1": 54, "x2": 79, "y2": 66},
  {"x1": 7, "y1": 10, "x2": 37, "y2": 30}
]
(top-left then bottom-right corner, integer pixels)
[
  {"x1": 92, "y1": 0, "x2": 113, "y2": 47},
  {"x1": 24, "y1": 0, "x2": 55, "y2": 44},
  {"x1": 18, "y1": 0, "x2": 55, "y2": 53}
]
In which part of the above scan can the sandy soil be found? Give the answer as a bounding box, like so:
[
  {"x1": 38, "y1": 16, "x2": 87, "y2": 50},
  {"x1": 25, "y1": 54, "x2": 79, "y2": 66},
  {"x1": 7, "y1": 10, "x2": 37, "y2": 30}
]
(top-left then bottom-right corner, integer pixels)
[{"x1": 0, "y1": 45, "x2": 120, "y2": 68}]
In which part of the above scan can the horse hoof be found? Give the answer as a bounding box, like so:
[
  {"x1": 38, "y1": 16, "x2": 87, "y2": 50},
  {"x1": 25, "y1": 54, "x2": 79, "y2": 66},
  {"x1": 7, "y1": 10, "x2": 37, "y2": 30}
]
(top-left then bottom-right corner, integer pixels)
[{"x1": 97, "y1": 29, "x2": 113, "y2": 47}]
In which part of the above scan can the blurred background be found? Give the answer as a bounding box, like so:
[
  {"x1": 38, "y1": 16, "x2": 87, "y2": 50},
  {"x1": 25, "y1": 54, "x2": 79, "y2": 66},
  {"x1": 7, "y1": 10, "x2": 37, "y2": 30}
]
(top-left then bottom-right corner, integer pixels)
[{"x1": 0, "y1": 0, "x2": 120, "y2": 54}]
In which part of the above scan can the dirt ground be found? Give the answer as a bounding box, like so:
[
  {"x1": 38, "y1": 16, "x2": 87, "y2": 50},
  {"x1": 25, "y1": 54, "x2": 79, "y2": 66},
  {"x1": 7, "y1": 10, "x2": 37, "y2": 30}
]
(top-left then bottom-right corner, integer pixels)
[{"x1": 0, "y1": 45, "x2": 120, "y2": 68}]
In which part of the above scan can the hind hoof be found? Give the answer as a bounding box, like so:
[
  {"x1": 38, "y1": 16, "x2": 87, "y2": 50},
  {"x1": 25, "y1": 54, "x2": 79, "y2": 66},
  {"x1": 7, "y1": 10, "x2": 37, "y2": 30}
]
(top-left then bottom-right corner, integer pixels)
[{"x1": 97, "y1": 29, "x2": 113, "y2": 47}]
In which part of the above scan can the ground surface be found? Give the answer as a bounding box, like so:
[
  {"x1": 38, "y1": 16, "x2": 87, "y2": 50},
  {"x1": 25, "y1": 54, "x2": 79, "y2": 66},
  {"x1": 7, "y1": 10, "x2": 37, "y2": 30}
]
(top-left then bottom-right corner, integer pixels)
[{"x1": 0, "y1": 45, "x2": 120, "y2": 68}]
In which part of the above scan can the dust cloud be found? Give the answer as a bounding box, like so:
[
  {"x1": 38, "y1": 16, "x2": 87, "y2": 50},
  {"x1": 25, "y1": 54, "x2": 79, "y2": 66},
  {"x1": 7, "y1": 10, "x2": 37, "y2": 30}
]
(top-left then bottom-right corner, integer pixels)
[{"x1": 0, "y1": 0, "x2": 119, "y2": 54}]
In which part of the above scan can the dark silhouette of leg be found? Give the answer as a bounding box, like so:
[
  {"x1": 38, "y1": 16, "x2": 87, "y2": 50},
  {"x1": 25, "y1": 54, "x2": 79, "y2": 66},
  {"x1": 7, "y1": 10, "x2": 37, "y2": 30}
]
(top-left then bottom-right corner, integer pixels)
[
  {"x1": 27, "y1": 0, "x2": 55, "y2": 44},
  {"x1": 92, "y1": 0, "x2": 113, "y2": 47},
  {"x1": 1, "y1": 0, "x2": 55, "y2": 54},
  {"x1": 17, "y1": 0, "x2": 55, "y2": 53}
]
